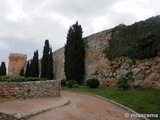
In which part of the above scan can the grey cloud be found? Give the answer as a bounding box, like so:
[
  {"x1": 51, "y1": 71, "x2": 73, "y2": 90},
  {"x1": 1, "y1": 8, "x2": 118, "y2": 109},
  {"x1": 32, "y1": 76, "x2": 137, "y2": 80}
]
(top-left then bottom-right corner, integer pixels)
[{"x1": 0, "y1": 0, "x2": 159, "y2": 70}]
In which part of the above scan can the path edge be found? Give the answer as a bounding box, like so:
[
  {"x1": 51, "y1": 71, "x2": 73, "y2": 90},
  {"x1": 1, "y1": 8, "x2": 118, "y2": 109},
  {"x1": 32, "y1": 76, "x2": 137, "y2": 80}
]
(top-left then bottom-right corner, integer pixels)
[{"x1": 63, "y1": 90, "x2": 150, "y2": 120}]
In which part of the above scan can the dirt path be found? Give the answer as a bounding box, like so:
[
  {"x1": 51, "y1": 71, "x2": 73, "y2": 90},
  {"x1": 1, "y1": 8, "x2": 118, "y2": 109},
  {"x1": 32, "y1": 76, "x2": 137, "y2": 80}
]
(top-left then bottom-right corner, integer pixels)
[{"x1": 28, "y1": 91, "x2": 140, "y2": 120}]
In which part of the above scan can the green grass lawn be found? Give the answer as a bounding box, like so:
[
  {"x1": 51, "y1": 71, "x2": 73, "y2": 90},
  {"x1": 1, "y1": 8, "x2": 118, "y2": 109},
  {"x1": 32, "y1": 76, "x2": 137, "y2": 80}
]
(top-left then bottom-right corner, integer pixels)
[{"x1": 62, "y1": 86, "x2": 160, "y2": 119}]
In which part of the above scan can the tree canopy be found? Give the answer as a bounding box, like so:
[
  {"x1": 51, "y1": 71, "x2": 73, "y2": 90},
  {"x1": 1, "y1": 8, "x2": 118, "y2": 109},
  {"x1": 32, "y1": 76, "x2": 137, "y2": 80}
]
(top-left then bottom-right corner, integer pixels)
[
  {"x1": 64, "y1": 21, "x2": 85, "y2": 85},
  {"x1": 0, "y1": 61, "x2": 6, "y2": 76},
  {"x1": 104, "y1": 15, "x2": 160, "y2": 60}
]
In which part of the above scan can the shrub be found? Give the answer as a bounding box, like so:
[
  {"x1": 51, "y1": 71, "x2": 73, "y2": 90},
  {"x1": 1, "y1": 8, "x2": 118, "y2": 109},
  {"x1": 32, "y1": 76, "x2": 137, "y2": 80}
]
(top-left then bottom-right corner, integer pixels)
[
  {"x1": 0, "y1": 76, "x2": 46, "y2": 82},
  {"x1": 61, "y1": 79, "x2": 67, "y2": 86},
  {"x1": 0, "y1": 76, "x2": 25, "y2": 82},
  {"x1": 25, "y1": 77, "x2": 42, "y2": 82},
  {"x1": 86, "y1": 78, "x2": 100, "y2": 88},
  {"x1": 66, "y1": 80, "x2": 77, "y2": 88},
  {"x1": 117, "y1": 75, "x2": 130, "y2": 90},
  {"x1": 72, "y1": 84, "x2": 79, "y2": 88}
]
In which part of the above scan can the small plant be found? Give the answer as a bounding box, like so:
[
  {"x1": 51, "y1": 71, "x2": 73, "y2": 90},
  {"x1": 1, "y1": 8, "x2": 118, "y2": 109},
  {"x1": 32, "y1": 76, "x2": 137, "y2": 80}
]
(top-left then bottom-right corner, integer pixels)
[
  {"x1": 72, "y1": 84, "x2": 79, "y2": 88},
  {"x1": 66, "y1": 80, "x2": 77, "y2": 88},
  {"x1": 86, "y1": 78, "x2": 100, "y2": 88},
  {"x1": 117, "y1": 73, "x2": 133, "y2": 90}
]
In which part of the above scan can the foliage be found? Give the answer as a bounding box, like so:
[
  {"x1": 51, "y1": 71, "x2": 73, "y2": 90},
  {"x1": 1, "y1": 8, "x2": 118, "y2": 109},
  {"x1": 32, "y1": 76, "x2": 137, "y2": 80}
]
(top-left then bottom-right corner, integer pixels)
[
  {"x1": 65, "y1": 80, "x2": 77, "y2": 88},
  {"x1": 112, "y1": 24, "x2": 126, "y2": 32},
  {"x1": 104, "y1": 15, "x2": 160, "y2": 60},
  {"x1": 0, "y1": 75, "x2": 46, "y2": 82},
  {"x1": 117, "y1": 73, "x2": 134, "y2": 90},
  {"x1": 32, "y1": 50, "x2": 39, "y2": 77},
  {"x1": 41, "y1": 40, "x2": 54, "y2": 79},
  {"x1": 25, "y1": 61, "x2": 31, "y2": 77},
  {"x1": 47, "y1": 47, "x2": 54, "y2": 80},
  {"x1": 62, "y1": 86, "x2": 160, "y2": 119},
  {"x1": 0, "y1": 61, "x2": 6, "y2": 76},
  {"x1": 72, "y1": 83, "x2": 79, "y2": 88},
  {"x1": 117, "y1": 75, "x2": 130, "y2": 90},
  {"x1": 86, "y1": 78, "x2": 100, "y2": 88},
  {"x1": 61, "y1": 79, "x2": 67, "y2": 86},
  {"x1": 19, "y1": 67, "x2": 24, "y2": 77},
  {"x1": 64, "y1": 21, "x2": 85, "y2": 85},
  {"x1": 41, "y1": 40, "x2": 50, "y2": 78}
]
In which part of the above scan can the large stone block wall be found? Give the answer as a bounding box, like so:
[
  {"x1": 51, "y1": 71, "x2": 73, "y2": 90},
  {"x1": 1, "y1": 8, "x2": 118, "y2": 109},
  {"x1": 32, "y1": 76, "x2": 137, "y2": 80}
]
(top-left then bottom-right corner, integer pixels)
[
  {"x1": 52, "y1": 47, "x2": 65, "y2": 79},
  {"x1": 0, "y1": 80, "x2": 61, "y2": 99},
  {"x1": 52, "y1": 29, "x2": 160, "y2": 89},
  {"x1": 83, "y1": 29, "x2": 111, "y2": 80}
]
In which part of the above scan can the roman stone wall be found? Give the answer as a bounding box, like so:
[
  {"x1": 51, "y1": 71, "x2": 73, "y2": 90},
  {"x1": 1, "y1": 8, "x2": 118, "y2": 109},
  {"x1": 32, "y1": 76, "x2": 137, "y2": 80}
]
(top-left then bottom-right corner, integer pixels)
[
  {"x1": 83, "y1": 29, "x2": 111, "y2": 80},
  {"x1": 52, "y1": 29, "x2": 160, "y2": 89},
  {"x1": 0, "y1": 80, "x2": 61, "y2": 99},
  {"x1": 52, "y1": 47, "x2": 65, "y2": 79}
]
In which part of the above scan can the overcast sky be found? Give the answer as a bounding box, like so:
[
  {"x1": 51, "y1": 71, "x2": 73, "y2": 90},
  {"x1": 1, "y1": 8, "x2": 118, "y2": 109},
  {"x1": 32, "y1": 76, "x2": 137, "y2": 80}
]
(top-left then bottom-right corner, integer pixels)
[{"x1": 0, "y1": 0, "x2": 159, "y2": 71}]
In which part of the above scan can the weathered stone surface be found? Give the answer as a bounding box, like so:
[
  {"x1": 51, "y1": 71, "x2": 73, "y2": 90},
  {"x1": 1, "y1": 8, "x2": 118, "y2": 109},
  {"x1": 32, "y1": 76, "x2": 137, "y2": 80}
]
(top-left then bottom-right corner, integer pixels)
[
  {"x1": 141, "y1": 81, "x2": 152, "y2": 89},
  {"x1": 0, "y1": 80, "x2": 61, "y2": 99},
  {"x1": 51, "y1": 28, "x2": 160, "y2": 89},
  {"x1": 148, "y1": 73, "x2": 160, "y2": 81},
  {"x1": 8, "y1": 53, "x2": 27, "y2": 76},
  {"x1": 132, "y1": 68, "x2": 141, "y2": 75},
  {"x1": 135, "y1": 72, "x2": 145, "y2": 81},
  {"x1": 116, "y1": 69, "x2": 128, "y2": 76},
  {"x1": 52, "y1": 47, "x2": 65, "y2": 80}
]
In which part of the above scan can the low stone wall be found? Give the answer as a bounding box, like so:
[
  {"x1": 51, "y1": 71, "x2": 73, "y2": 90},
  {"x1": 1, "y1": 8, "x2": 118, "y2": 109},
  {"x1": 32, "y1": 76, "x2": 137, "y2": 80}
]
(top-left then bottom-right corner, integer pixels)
[
  {"x1": 0, "y1": 80, "x2": 61, "y2": 99},
  {"x1": 0, "y1": 112, "x2": 15, "y2": 120}
]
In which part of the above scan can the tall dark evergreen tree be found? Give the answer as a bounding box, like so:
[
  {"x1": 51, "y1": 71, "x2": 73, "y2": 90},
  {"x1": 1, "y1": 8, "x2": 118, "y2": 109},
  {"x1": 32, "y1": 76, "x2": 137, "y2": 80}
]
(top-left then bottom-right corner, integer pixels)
[
  {"x1": 41, "y1": 40, "x2": 50, "y2": 78},
  {"x1": 25, "y1": 61, "x2": 30, "y2": 77},
  {"x1": 32, "y1": 50, "x2": 39, "y2": 77},
  {"x1": 19, "y1": 67, "x2": 24, "y2": 77},
  {"x1": 0, "y1": 61, "x2": 6, "y2": 76},
  {"x1": 47, "y1": 47, "x2": 54, "y2": 79},
  {"x1": 64, "y1": 21, "x2": 85, "y2": 85}
]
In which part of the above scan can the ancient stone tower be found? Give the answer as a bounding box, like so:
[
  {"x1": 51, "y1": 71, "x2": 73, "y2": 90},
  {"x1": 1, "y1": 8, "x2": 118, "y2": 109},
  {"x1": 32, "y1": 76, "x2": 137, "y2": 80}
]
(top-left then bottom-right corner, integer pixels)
[{"x1": 8, "y1": 53, "x2": 27, "y2": 76}]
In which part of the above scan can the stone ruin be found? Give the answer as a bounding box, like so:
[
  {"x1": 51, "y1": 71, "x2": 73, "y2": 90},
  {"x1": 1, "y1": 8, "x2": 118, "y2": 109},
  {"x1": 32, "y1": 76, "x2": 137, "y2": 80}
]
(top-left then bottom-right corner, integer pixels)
[{"x1": 8, "y1": 53, "x2": 27, "y2": 76}]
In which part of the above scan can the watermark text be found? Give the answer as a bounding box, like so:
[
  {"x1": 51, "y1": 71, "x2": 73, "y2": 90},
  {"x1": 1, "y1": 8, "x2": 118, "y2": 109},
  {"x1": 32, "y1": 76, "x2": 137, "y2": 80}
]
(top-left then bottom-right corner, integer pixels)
[{"x1": 125, "y1": 113, "x2": 159, "y2": 118}]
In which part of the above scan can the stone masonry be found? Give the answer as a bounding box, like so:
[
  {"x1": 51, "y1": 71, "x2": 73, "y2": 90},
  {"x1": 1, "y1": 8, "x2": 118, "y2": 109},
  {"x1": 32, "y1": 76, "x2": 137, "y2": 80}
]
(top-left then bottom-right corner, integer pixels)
[
  {"x1": 0, "y1": 80, "x2": 61, "y2": 99},
  {"x1": 52, "y1": 28, "x2": 160, "y2": 89},
  {"x1": 8, "y1": 53, "x2": 27, "y2": 76},
  {"x1": 52, "y1": 47, "x2": 65, "y2": 79}
]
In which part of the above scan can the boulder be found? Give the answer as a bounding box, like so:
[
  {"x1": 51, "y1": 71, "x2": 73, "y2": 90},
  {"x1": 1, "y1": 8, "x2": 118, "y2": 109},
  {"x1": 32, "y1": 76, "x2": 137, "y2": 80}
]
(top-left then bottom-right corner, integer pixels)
[
  {"x1": 132, "y1": 68, "x2": 141, "y2": 75},
  {"x1": 141, "y1": 81, "x2": 152, "y2": 89},
  {"x1": 135, "y1": 72, "x2": 145, "y2": 80},
  {"x1": 148, "y1": 73, "x2": 160, "y2": 81}
]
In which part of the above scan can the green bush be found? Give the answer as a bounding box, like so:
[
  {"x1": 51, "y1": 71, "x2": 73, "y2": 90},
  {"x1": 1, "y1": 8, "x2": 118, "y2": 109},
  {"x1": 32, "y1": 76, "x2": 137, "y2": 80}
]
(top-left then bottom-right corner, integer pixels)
[
  {"x1": 25, "y1": 77, "x2": 43, "y2": 81},
  {"x1": 117, "y1": 75, "x2": 130, "y2": 90},
  {"x1": 0, "y1": 76, "x2": 25, "y2": 82},
  {"x1": 72, "y1": 83, "x2": 79, "y2": 88},
  {"x1": 0, "y1": 76, "x2": 46, "y2": 82},
  {"x1": 61, "y1": 79, "x2": 67, "y2": 86},
  {"x1": 66, "y1": 80, "x2": 77, "y2": 88},
  {"x1": 86, "y1": 78, "x2": 100, "y2": 88}
]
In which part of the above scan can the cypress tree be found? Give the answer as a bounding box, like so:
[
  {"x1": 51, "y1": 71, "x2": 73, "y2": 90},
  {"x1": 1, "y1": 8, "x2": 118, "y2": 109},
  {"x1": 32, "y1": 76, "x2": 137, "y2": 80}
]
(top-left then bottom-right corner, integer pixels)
[
  {"x1": 64, "y1": 21, "x2": 85, "y2": 85},
  {"x1": 25, "y1": 61, "x2": 30, "y2": 77},
  {"x1": 41, "y1": 40, "x2": 50, "y2": 78},
  {"x1": 32, "y1": 50, "x2": 39, "y2": 77},
  {"x1": 19, "y1": 67, "x2": 24, "y2": 77},
  {"x1": 0, "y1": 61, "x2": 6, "y2": 76},
  {"x1": 47, "y1": 47, "x2": 54, "y2": 80}
]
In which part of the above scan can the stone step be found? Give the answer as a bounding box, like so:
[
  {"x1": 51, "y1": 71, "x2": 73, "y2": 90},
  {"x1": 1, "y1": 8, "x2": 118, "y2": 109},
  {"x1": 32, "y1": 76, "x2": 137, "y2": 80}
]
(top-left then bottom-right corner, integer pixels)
[{"x1": 0, "y1": 97, "x2": 70, "y2": 120}]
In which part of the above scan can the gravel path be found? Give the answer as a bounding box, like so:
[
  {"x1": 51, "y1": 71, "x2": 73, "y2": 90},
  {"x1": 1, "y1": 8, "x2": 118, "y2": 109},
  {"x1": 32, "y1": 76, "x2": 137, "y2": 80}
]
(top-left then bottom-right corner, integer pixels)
[{"x1": 28, "y1": 91, "x2": 140, "y2": 120}]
